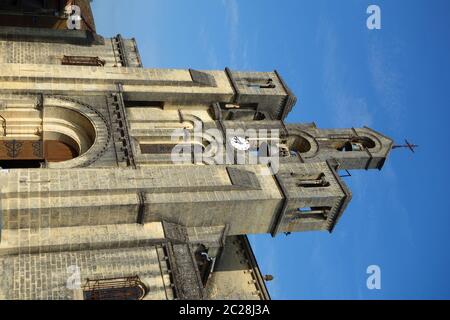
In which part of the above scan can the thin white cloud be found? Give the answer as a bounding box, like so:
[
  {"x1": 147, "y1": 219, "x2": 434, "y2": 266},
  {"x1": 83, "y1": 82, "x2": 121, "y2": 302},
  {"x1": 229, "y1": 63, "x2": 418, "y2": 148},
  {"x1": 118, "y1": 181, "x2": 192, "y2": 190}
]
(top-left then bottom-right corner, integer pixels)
[
  {"x1": 335, "y1": 95, "x2": 374, "y2": 128},
  {"x1": 319, "y1": 19, "x2": 374, "y2": 127},
  {"x1": 367, "y1": 37, "x2": 414, "y2": 248},
  {"x1": 221, "y1": 0, "x2": 246, "y2": 68},
  {"x1": 315, "y1": 14, "x2": 415, "y2": 299},
  {"x1": 368, "y1": 37, "x2": 407, "y2": 134},
  {"x1": 198, "y1": 26, "x2": 220, "y2": 69},
  {"x1": 382, "y1": 163, "x2": 415, "y2": 245}
]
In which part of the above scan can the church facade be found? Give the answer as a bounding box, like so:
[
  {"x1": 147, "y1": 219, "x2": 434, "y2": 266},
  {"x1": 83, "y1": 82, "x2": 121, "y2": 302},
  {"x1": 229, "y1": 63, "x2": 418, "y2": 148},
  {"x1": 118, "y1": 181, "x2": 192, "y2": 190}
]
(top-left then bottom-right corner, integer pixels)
[{"x1": 0, "y1": 0, "x2": 393, "y2": 300}]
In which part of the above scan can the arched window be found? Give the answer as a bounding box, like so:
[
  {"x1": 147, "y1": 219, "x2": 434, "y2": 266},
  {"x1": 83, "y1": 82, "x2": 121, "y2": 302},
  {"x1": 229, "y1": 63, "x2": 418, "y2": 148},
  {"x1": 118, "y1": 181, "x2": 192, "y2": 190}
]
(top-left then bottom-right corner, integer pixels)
[
  {"x1": 337, "y1": 137, "x2": 376, "y2": 152},
  {"x1": 286, "y1": 135, "x2": 312, "y2": 155},
  {"x1": 82, "y1": 276, "x2": 148, "y2": 300},
  {"x1": 0, "y1": 105, "x2": 96, "y2": 168}
]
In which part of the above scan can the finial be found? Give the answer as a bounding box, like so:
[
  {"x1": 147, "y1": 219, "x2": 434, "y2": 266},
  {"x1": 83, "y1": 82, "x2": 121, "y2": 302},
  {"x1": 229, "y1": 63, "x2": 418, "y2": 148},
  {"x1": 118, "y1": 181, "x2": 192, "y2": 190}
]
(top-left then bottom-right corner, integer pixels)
[{"x1": 393, "y1": 139, "x2": 418, "y2": 153}]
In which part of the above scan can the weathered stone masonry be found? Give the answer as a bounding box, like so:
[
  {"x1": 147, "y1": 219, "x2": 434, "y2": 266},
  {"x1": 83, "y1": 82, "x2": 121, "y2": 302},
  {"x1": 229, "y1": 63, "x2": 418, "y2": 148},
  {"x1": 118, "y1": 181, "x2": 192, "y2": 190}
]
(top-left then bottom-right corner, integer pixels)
[{"x1": 0, "y1": 1, "x2": 393, "y2": 300}]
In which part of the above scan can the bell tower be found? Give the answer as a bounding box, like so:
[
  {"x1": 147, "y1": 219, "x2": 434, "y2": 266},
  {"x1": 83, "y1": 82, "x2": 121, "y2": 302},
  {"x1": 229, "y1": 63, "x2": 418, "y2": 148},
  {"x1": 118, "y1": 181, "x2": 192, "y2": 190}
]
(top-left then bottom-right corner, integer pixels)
[
  {"x1": 270, "y1": 161, "x2": 352, "y2": 236},
  {"x1": 269, "y1": 124, "x2": 394, "y2": 236},
  {"x1": 282, "y1": 124, "x2": 394, "y2": 171}
]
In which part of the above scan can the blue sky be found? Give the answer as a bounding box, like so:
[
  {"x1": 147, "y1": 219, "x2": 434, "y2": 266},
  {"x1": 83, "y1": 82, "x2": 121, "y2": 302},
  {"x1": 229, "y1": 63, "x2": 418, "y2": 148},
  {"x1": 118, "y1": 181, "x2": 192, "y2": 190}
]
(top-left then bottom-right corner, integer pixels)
[{"x1": 92, "y1": 0, "x2": 450, "y2": 299}]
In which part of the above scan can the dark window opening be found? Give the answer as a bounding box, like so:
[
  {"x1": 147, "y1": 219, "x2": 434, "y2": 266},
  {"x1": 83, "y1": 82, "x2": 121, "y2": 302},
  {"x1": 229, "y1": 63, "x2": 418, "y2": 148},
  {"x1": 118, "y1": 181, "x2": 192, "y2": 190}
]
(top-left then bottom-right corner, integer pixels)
[
  {"x1": 140, "y1": 143, "x2": 204, "y2": 164},
  {"x1": 82, "y1": 276, "x2": 148, "y2": 301},
  {"x1": 238, "y1": 103, "x2": 259, "y2": 110},
  {"x1": 140, "y1": 143, "x2": 175, "y2": 154},
  {"x1": 194, "y1": 245, "x2": 215, "y2": 287},
  {"x1": 254, "y1": 112, "x2": 266, "y2": 120},
  {"x1": 220, "y1": 103, "x2": 258, "y2": 110},
  {"x1": 337, "y1": 137, "x2": 376, "y2": 152},
  {"x1": 339, "y1": 141, "x2": 363, "y2": 152},
  {"x1": 140, "y1": 143, "x2": 204, "y2": 155},
  {"x1": 294, "y1": 207, "x2": 331, "y2": 220},
  {"x1": 124, "y1": 101, "x2": 165, "y2": 109},
  {"x1": 224, "y1": 110, "x2": 256, "y2": 121},
  {"x1": 0, "y1": 160, "x2": 42, "y2": 169},
  {"x1": 297, "y1": 173, "x2": 330, "y2": 188},
  {"x1": 62, "y1": 55, "x2": 106, "y2": 67},
  {"x1": 220, "y1": 103, "x2": 261, "y2": 121},
  {"x1": 245, "y1": 78, "x2": 276, "y2": 89},
  {"x1": 259, "y1": 79, "x2": 276, "y2": 89},
  {"x1": 278, "y1": 143, "x2": 290, "y2": 157}
]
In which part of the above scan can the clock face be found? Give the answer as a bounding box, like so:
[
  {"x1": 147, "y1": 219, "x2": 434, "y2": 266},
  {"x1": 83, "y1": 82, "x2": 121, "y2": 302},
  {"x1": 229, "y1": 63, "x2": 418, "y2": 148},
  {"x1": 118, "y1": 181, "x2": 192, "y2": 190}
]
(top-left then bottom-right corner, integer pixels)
[{"x1": 229, "y1": 136, "x2": 250, "y2": 151}]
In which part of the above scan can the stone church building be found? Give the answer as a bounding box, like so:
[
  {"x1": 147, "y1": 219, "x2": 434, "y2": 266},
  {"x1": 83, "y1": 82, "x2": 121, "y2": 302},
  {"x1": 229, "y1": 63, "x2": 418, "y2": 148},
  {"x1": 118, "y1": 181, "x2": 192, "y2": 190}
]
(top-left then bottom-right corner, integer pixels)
[{"x1": 0, "y1": 0, "x2": 393, "y2": 300}]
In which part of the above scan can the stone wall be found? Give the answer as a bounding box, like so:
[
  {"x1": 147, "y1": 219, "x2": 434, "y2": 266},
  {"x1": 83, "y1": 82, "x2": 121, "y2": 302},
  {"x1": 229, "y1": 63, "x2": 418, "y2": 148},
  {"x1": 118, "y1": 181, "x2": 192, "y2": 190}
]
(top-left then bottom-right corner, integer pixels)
[
  {"x1": 0, "y1": 245, "x2": 170, "y2": 300},
  {"x1": 0, "y1": 37, "x2": 141, "y2": 67}
]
